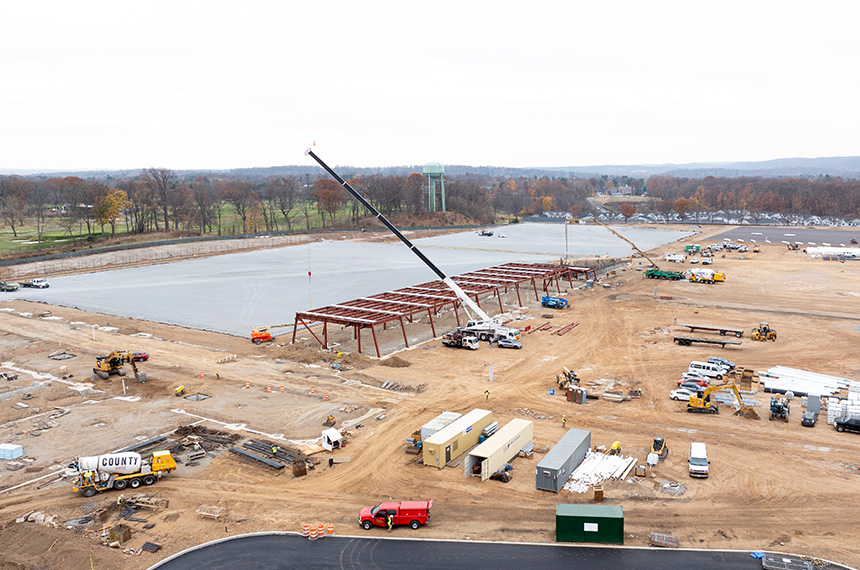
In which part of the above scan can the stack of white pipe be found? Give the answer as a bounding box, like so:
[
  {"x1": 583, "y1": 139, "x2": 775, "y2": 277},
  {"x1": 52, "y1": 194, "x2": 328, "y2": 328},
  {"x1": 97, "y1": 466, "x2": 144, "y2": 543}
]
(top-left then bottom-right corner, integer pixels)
[
  {"x1": 759, "y1": 366, "x2": 852, "y2": 397},
  {"x1": 562, "y1": 451, "x2": 637, "y2": 493}
]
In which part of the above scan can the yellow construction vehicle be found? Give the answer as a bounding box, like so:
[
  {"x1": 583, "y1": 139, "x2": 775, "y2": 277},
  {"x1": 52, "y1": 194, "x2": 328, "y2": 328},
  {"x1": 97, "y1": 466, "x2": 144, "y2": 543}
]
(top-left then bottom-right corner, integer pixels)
[
  {"x1": 650, "y1": 437, "x2": 668, "y2": 460},
  {"x1": 687, "y1": 380, "x2": 748, "y2": 415},
  {"x1": 323, "y1": 415, "x2": 336, "y2": 427},
  {"x1": 93, "y1": 351, "x2": 146, "y2": 383},
  {"x1": 751, "y1": 322, "x2": 777, "y2": 341},
  {"x1": 608, "y1": 441, "x2": 621, "y2": 455},
  {"x1": 556, "y1": 367, "x2": 579, "y2": 389},
  {"x1": 251, "y1": 323, "x2": 293, "y2": 344},
  {"x1": 174, "y1": 386, "x2": 187, "y2": 397}
]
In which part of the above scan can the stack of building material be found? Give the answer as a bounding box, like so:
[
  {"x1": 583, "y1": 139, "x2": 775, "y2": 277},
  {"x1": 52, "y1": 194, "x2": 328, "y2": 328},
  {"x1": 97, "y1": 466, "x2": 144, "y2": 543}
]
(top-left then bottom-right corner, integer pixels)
[
  {"x1": 561, "y1": 450, "x2": 637, "y2": 493},
  {"x1": 0, "y1": 444, "x2": 24, "y2": 460},
  {"x1": 759, "y1": 366, "x2": 852, "y2": 397},
  {"x1": 826, "y1": 391, "x2": 860, "y2": 424}
]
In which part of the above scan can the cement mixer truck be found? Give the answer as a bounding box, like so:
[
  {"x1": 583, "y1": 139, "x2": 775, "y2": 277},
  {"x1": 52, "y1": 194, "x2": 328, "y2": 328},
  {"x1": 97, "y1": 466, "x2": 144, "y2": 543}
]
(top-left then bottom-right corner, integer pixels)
[{"x1": 70, "y1": 450, "x2": 177, "y2": 497}]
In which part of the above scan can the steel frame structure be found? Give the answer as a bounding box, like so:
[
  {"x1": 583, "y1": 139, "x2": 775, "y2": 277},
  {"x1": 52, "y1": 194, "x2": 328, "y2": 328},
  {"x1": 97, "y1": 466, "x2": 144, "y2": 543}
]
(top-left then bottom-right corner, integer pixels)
[{"x1": 292, "y1": 262, "x2": 586, "y2": 357}]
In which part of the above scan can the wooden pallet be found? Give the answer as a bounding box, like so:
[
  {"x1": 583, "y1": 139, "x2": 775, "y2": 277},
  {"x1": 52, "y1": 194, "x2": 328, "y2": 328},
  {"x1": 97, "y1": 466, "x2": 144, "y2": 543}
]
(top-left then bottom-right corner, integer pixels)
[{"x1": 196, "y1": 505, "x2": 224, "y2": 520}]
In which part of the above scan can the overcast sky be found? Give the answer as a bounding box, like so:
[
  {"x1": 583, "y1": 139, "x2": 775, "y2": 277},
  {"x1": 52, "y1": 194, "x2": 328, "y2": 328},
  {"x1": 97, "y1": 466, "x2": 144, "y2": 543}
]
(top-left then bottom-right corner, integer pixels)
[{"x1": 2, "y1": 1, "x2": 859, "y2": 172}]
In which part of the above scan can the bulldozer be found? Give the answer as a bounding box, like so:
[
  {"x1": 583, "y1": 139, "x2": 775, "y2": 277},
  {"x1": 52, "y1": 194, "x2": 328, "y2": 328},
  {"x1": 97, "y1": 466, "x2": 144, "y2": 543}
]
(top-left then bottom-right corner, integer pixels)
[
  {"x1": 93, "y1": 351, "x2": 147, "y2": 383},
  {"x1": 556, "y1": 367, "x2": 579, "y2": 389},
  {"x1": 650, "y1": 437, "x2": 668, "y2": 460},
  {"x1": 323, "y1": 415, "x2": 336, "y2": 427},
  {"x1": 769, "y1": 396, "x2": 790, "y2": 422},
  {"x1": 751, "y1": 322, "x2": 777, "y2": 341}
]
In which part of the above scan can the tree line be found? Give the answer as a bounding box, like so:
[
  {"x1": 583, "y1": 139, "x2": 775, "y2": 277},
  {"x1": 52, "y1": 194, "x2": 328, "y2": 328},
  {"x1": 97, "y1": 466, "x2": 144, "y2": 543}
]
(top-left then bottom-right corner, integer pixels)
[{"x1": 1, "y1": 170, "x2": 858, "y2": 246}]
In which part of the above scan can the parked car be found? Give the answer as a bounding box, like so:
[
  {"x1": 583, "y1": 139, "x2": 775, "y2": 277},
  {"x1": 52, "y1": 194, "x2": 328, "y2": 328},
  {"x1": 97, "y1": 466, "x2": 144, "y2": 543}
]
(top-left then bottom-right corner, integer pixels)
[
  {"x1": 131, "y1": 351, "x2": 149, "y2": 362},
  {"x1": 834, "y1": 416, "x2": 860, "y2": 433},
  {"x1": 708, "y1": 356, "x2": 735, "y2": 371},
  {"x1": 678, "y1": 378, "x2": 708, "y2": 387},
  {"x1": 0, "y1": 282, "x2": 20, "y2": 292},
  {"x1": 679, "y1": 381, "x2": 707, "y2": 392},
  {"x1": 702, "y1": 258, "x2": 713, "y2": 265},
  {"x1": 496, "y1": 338, "x2": 522, "y2": 349},
  {"x1": 801, "y1": 410, "x2": 818, "y2": 427},
  {"x1": 670, "y1": 388, "x2": 695, "y2": 401},
  {"x1": 682, "y1": 371, "x2": 709, "y2": 380},
  {"x1": 689, "y1": 257, "x2": 700, "y2": 264}
]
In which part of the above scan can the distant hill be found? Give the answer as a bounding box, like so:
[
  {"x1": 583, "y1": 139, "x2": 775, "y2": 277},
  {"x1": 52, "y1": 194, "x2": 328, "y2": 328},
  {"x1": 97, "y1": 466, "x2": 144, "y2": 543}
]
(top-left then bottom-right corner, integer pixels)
[{"x1": 6, "y1": 156, "x2": 860, "y2": 179}]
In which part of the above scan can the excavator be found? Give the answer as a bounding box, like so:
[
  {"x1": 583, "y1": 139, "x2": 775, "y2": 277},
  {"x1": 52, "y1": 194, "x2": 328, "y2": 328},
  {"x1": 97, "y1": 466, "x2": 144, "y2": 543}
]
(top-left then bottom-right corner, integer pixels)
[
  {"x1": 93, "y1": 351, "x2": 147, "y2": 383},
  {"x1": 687, "y1": 380, "x2": 754, "y2": 417},
  {"x1": 251, "y1": 323, "x2": 293, "y2": 344}
]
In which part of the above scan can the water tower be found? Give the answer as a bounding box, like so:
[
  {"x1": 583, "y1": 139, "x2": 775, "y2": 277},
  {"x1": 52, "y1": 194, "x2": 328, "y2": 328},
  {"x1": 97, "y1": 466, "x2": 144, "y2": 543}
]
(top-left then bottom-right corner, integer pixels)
[{"x1": 423, "y1": 161, "x2": 446, "y2": 212}]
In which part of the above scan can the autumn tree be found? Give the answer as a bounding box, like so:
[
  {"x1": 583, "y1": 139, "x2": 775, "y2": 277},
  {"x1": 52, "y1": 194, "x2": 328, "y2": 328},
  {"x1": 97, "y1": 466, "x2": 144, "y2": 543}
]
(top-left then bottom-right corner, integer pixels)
[
  {"x1": 673, "y1": 197, "x2": 693, "y2": 219},
  {"x1": 268, "y1": 176, "x2": 298, "y2": 231},
  {"x1": 404, "y1": 172, "x2": 425, "y2": 215},
  {"x1": 219, "y1": 180, "x2": 259, "y2": 234},
  {"x1": 191, "y1": 176, "x2": 219, "y2": 233},
  {"x1": 313, "y1": 178, "x2": 345, "y2": 227},
  {"x1": 0, "y1": 176, "x2": 34, "y2": 237},
  {"x1": 93, "y1": 189, "x2": 130, "y2": 235},
  {"x1": 618, "y1": 202, "x2": 636, "y2": 221},
  {"x1": 141, "y1": 167, "x2": 175, "y2": 231}
]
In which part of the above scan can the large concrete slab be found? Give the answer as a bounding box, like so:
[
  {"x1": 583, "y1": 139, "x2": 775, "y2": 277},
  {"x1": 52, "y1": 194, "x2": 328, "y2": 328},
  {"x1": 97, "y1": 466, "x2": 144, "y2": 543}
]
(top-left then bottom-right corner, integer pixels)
[{"x1": 5, "y1": 224, "x2": 693, "y2": 337}]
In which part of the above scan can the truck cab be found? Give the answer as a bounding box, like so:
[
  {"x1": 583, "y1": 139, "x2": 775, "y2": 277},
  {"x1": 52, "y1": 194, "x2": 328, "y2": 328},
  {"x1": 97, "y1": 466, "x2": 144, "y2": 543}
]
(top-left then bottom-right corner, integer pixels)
[{"x1": 359, "y1": 500, "x2": 432, "y2": 530}]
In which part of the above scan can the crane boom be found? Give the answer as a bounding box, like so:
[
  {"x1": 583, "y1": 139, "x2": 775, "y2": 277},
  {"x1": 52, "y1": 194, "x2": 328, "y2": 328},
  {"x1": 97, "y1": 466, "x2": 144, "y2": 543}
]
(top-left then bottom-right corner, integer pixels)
[
  {"x1": 304, "y1": 148, "x2": 492, "y2": 322},
  {"x1": 591, "y1": 218, "x2": 661, "y2": 269}
]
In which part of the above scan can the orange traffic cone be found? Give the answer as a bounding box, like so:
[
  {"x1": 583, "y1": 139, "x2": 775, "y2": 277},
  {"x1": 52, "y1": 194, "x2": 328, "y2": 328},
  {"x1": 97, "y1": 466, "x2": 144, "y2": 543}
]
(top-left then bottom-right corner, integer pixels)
[
  {"x1": 310, "y1": 386, "x2": 315, "y2": 394},
  {"x1": 327, "y1": 522, "x2": 334, "y2": 536},
  {"x1": 317, "y1": 523, "x2": 325, "y2": 539},
  {"x1": 244, "y1": 380, "x2": 250, "y2": 389},
  {"x1": 266, "y1": 386, "x2": 272, "y2": 393},
  {"x1": 301, "y1": 523, "x2": 310, "y2": 537},
  {"x1": 280, "y1": 385, "x2": 285, "y2": 393},
  {"x1": 309, "y1": 527, "x2": 318, "y2": 541},
  {"x1": 324, "y1": 391, "x2": 329, "y2": 400},
  {"x1": 200, "y1": 371, "x2": 204, "y2": 378}
]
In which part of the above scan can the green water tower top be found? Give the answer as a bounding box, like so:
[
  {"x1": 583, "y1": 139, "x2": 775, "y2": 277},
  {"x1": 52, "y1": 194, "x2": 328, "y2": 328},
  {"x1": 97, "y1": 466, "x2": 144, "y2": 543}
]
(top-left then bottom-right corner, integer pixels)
[{"x1": 423, "y1": 161, "x2": 445, "y2": 176}]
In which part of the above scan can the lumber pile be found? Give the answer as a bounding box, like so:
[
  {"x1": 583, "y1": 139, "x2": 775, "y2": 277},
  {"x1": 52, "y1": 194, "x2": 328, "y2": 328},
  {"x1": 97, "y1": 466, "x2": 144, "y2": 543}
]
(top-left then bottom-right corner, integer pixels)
[{"x1": 562, "y1": 450, "x2": 637, "y2": 493}]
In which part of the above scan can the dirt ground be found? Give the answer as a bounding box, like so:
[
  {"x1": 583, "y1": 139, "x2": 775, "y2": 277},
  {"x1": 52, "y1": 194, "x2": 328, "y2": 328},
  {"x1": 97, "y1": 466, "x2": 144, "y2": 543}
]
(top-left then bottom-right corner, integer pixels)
[{"x1": 1, "y1": 225, "x2": 859, "y2": 570}]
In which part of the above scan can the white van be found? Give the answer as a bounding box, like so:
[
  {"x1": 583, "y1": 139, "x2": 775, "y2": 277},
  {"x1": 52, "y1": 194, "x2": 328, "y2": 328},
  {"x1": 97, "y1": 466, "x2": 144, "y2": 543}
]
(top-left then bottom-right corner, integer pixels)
[
  {"x1": 688, "y1": 361, "x2": 727, "y2": 380},
  {"x1": 689, "y1": 442, "x2": 709, "y2": 478}
]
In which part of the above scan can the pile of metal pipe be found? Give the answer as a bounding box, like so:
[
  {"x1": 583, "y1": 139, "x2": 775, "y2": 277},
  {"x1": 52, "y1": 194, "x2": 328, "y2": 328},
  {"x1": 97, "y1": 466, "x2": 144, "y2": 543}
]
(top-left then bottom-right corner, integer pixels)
[
  {"x1": 759, "y1": 366, "x2": 852, "y2": 397},
  {"x1": 562, "y1": 450, "x2": 637, "y2": 493}
]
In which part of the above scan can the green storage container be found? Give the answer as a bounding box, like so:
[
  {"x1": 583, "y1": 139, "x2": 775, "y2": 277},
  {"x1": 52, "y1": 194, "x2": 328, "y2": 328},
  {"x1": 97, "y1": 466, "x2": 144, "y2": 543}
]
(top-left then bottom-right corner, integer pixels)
[{"x1": 555, "y1": 504, "x2": 623, "y2": 544}]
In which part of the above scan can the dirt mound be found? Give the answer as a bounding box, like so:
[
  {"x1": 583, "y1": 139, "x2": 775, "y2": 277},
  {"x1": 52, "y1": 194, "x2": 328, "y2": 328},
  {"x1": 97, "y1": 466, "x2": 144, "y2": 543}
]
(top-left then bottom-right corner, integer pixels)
[
  {"x1": 380, "y1": 356, "x2": 410, "y2": 368},
  {"x1": 277, "y1": 344, "x2": 327, "y2": 364}
]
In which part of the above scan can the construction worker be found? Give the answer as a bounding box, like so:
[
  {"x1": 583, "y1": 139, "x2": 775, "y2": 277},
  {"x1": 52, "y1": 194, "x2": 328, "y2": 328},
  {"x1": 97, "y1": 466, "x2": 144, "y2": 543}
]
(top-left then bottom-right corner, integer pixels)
[
  {"x1": 216, "y1": 369, "x2": 220, "y2": 379},
  {"x1": 562, "y1": 415, "x2": 567, "y2": 428},
  {"x1": 272, "y1": 445, "x2": 278, "y2": 456},
  {"x1": 193, "y1": 443, "x2": 201, "y2": 451},
  {"x1": 485, "y1": 389, "x2": 489, "y2": 400},
  {"x1": 117, "y1": 494, "x2": 124, "y2": 505},
  {"x1": 386, "y1": 513, "x2": 393, "y2": 532}
]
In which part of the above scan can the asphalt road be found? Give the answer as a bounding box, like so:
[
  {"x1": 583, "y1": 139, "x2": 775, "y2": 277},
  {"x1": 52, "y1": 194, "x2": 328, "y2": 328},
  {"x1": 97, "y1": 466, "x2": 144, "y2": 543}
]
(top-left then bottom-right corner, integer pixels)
[
  {"x1": 710, "y1": 227, "x2": 859, "y2": 246},
  {"x1": 148, "y1": 533, "x2": 768, "y2": 570}
]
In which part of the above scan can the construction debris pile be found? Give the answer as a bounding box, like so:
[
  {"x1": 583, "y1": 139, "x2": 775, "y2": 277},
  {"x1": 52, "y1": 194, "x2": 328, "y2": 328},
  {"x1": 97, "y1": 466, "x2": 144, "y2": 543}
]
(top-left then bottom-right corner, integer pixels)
[{"x1": 562, "y1": 450, "x2": 637, "y2": 493}]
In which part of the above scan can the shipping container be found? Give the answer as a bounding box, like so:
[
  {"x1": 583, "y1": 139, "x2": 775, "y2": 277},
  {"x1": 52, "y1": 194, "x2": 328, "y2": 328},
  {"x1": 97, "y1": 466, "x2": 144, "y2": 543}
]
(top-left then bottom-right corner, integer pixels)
[
  {"x1": 463, "y1": 418, "x2": 533, "y2": 480},
  {"x1": 422, "y1": 409, "x2": 493, "y2": 469},
  {"x1": 535, "y1": 428, "x2": 591, "y2": 493},
  {"x1": 420, "y1": 411, "x2": 463, "y2": 441},
  {"x1": 556, "y1": 504, "x2": 624, "y2": 544}
]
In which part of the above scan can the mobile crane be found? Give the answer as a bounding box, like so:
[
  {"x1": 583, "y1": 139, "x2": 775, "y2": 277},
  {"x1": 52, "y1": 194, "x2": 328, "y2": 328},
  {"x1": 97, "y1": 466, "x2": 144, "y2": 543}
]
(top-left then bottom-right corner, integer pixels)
[
  {"x1": 305, "y1": 148, "x2": 520, "y2": 340},
  {"x1": 591, "y1": 218, "x2": 662, "y2": 269}
]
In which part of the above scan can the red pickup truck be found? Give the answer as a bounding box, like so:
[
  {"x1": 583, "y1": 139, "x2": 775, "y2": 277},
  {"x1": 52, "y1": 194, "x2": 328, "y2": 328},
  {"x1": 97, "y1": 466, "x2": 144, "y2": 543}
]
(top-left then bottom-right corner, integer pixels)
[{"x1": 358, "y1": 500, "x2": 433, "y2": 530}]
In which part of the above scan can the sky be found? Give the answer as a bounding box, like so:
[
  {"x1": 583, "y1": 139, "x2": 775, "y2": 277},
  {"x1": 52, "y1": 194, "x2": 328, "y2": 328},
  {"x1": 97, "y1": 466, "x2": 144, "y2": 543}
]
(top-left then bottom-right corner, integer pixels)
[{"x1": 2, "y1": 1, "x2": 859, "y2": 172}]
